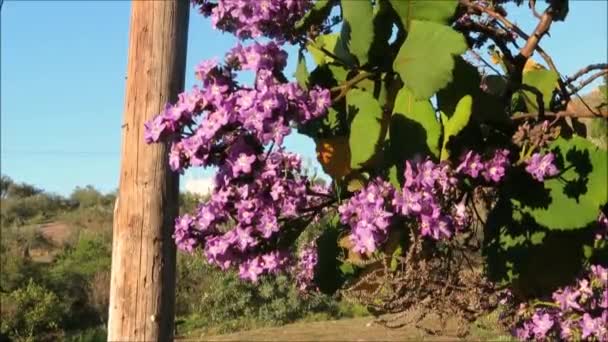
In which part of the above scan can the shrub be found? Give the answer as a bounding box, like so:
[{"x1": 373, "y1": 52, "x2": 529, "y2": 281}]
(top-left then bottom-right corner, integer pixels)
[{"x1": 0, "y1": 279, "x2": 66, "y2": 341}]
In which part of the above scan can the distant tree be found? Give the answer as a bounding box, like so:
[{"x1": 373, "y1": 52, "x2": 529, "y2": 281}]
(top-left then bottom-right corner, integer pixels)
[{"x1": 70, "y1": 186, "x2": 103, "y2": 209}]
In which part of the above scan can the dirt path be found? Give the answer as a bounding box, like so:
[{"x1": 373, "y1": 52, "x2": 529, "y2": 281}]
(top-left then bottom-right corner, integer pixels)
[{"x1": 181, "y1": 314, "x2": 510, "y2": 341}]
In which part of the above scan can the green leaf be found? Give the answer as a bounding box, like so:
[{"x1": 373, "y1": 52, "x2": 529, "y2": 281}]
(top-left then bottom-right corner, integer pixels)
[
  {"x1": 307, "y1": 33, "x2": 355, "y2": 66},
  {"x1": 390, "y1": 246, "x2": 403, "y2": 271},
  {"x1": 295, "y1": 51, "x2": 309, "y2": 90},
  {"x1": 440, "y1": 95, "x2": 473, "y2": 160},
  {"x1": 388, "y1": 165, "x2": 401, "y2": 189},
  {"x1": 437, "y1": 57, "x2": 508, "y2": 124},
  {"x1": 516, "y1": 135, "x2": 608, "y2": 230},
  {"x1": 339, "y1": 262, "x2": 356, "y2": 276},
  {"x1": 599, "y1": 84, "x2": 607, "y2": 101},
  {"x1": 295, "y1": 0, "x2": 336, "y2": 31},
  {"x1": 348, "y1": 89, "x2": 385, "y2": 169},
  {"x1": 391, "y1": 87, "x2": 441, "y2": 159},
  {"x1": 370, "y1": 0, "x2": 398, "y2": 68},
  {"x1": 393, "y1": 20, "x2": 467, "y2": 100},
  {"x1": 341, "y1": 0, "x2": 374, "y2": 66},
  {"x1": 388, "y1": 0, "x2": 457, "y2": 31},
  {"x1": 521, "y1": 69, "x2": 559, "y2": 111}
]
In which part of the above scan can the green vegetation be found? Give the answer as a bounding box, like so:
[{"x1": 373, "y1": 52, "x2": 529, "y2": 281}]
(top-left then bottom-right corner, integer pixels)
[{"x1": 0, "y1": 175, "x2": 366, "y2": 341}]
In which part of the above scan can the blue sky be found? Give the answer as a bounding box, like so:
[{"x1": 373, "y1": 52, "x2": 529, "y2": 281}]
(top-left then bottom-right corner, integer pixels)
[{"x1": 1, "y1": 1, "x2": 606, "y2": 196}]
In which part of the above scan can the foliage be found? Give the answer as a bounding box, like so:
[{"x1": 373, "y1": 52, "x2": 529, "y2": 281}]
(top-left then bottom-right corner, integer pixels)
[
  {"x1": 0, "y1": 279, "x2": 67, "y2": 341},
  {"x1": 157, "y1": 0, "x2": 606, "y2": 340}
]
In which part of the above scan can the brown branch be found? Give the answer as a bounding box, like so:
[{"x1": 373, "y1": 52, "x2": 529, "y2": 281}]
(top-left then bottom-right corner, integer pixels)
[
  {"x1": 528, "y1": 0, "x2": 543, "y2": 20},
  {"x1": 331, "y1": 70, "x2": 375, "y2": 103},
  {"x1": 458, "y1": 0, "x2": 559, "y2": 72},
  {"x1": 568, "y1": 70, "x2": 608, "y2": 95},
  {"x1": 512, "y1": 110, "x2": 608, "y2": 121},
  {"x1": 519, "y1": 9, "x2": 553, "y2": 59},
  {"x1": 565, "y1": 63, "x2": 608, "y2": 86},
  {"x1": 455, "y1": 20, "x2": 515, "y2": 43}
]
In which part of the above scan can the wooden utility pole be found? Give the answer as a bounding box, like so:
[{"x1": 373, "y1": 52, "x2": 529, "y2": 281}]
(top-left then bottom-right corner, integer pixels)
[{"x1": 108, "y1": 1, "x2": 189, "y2": 341}]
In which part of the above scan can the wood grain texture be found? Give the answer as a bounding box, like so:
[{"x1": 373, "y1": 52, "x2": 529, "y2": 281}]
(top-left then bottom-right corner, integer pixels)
[{"x1": 107, "y1": 1, "x2": 189, "y2": 340}]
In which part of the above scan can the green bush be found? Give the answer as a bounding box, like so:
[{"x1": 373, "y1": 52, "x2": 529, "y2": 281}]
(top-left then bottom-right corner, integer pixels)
[
  {"x1": 0, "y1": 279, "x2": 67, "y2": 341},
  {"x1": 175, "y1": 254, "x2": 349, "y2": 336}
]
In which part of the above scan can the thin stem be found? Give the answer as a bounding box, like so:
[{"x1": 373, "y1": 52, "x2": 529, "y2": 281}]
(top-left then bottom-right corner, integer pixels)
[
  {"x1": 511, "y1": 110, "x2": 608, "y2": 120},
  {"x1": 564, "y1": 63, "x2": 608, "y2": 86},
  {"x1": 568, "y1": 70, "x2": 608, "y2": 96},
  {"x1": 331, "y1": 70, "x2": 376, "y2": 103}
]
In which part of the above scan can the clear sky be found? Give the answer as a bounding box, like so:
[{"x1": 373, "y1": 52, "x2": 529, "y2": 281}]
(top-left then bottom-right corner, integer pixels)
[{"x1": 1, "y1": 1, "x2": 607, "y2": 196}]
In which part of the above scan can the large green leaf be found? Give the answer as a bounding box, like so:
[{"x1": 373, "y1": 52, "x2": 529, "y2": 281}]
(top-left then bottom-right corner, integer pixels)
[
  {"x1": 341, "y1": 0, "x2": 374, "y2": 66},
  {"x1": 440, "y1": 95, "x2": 473, "y2": 160},
  {"x1": 348, "y1": 89, "x2": 384, "y2": 169},
  {"x1": 515, "y1": 135, "x2": 608, "y2": 230},
  {"x1": 307, "y1": 33, "x2": 355, "y2": 66},
  {"x1": 393, "y1": 20, "x2": 467, "y2": 100},
  {"x1": 521, "y1": 69, "x2": 559, "y2": 111},
  {"x1": 388, "y1": 0, "x2": 457, "y2": 31},
  {"x1": 437, "y1": 57, "x2": 508, "y2": 124},
  {"x1": 484, "y1": 200, "x2": 596, "y2": 296},
  {"x1": 295, "y1": 0, "x2": 336, "y2": 31},
  {"x1": 370, "y1": 0, "x2": 398, "y2": 69},
  {"x1": 295, "y1": 51, "x2": 309, "y2": 90},
  {"x1": 391, "y1": 87, "x2": 441, "y2": 158}
]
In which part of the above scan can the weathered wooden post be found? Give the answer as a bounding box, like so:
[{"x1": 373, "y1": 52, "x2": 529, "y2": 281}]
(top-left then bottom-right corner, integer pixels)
[{"x1": 108, "y1": 1, "x2": 189, "y2": 340}]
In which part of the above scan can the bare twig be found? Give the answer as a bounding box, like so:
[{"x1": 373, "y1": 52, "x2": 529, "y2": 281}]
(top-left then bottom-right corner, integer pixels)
[
  {"x1": 330, "y1": 70, "x2": 376, "y2": 102},
  {"x1": 568, "y1": 70, "x2": 608, "y2": 95},
  {"x1": 304, "y1": 37, "x2": 352, "y2": 68},
  {"x1": 458, "y1": 0, "x2": 559, "y2": 72},
  {"x1": 564, "y1": 63, "x2": 608, "y2": 86},
  {"x1": 512, "y1": 110, "x2": 608, "y2": 120},
  {"x1": 469, "y1": 50, "x2": 506, "y2": 78},
  {"x1": 528, "y1": 0, "x2": 543, "y2": 20}
]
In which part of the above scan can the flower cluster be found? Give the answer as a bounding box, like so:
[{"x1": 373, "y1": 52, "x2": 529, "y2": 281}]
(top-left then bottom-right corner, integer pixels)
[
  {"x1": 191, "y1": 0, "x2": 312, "y2": 40},
  {"x1": 145, "y1": 38, "x2": 332, "y2": 286},
  {"x1": 338, "y1": 179, "x2": 396, "y2": 254},
  {"x1": 512, "y1": 120, "x2": 561, "y2": 150},
  {"x1": 394, "y1": 159, "x2": 468, "y2": 240},
  {"x1": 144, "y1": 41, "x2": 330, "y2": 175},
  {"x1": 456, "y1": 149, "x2": 511, "y2": 183},
  {"x1": 338, "y1": 158, "x2": 471, "y2": 247},
  {"x1": 512, "y1": 265, "x2": 608, "y2": 341},
  {"x1": 293, "y1": 242, "x2": 319, "y2": 292},
  {"x1": 171, "y1": 149, "x2": 328, "y2": 282},
  {"x1": 525, "y1": 152, "x2": 559, "y2": 182}
]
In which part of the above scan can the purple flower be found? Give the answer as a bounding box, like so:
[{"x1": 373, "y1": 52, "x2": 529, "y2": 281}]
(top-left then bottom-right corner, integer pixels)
[
  {"x1": 144, "y1": 115, "x2": 168, "y2": 143},
  {"x1": 531, "y1": 312, "x2": 554, "y2": 339},
  {"x1": 591, "y1": 264, "x2": 608, "y2": 285},
  {"x1": 552, "y1": 287, "x2": 582, "y2": 311},
  {"x1": 515, "y1": 321, "x2": 533, "y2": 340},
  {"x1": 525, "y1": 152, "x2": 559, "y2": 182},
  {"x1": 260, "y1": 251, "x2": 286, "y2": 273},
  {"x1": 232, "y1": 153, "x2": 257, "y2": 176},
  {"x1": 239, "y1": 257, "x2": 264, "y2": 283},
  {"x1": 173, "y1": 214, "x2": 200, "y2": 252},
  {"x1": 338, "y1": 179, "x2": 396, "y2": 253},
  {"x1": 195, "y1": 58, "x2": 218, "y2": 81},
  {"x1": 456, "y1": 151, "x2": 484, "y2": 178},
  {"x1": 482, "y1": 149, "x2": 510, "y2": 183},
  {"x1": 295, "y1": 242, "x2": 318, "y2": 291},
  {"x1": 559, "y1": 319, "x2": 574, "y2": 340},
  {"x1": 580, "y1": 313, "x2": 600, "y2": 339}
]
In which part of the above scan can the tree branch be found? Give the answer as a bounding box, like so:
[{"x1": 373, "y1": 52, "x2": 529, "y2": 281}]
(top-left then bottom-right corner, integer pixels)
[
  {"x1": 331, "y1": 70, "x2": 376, "y2": 103},
  {"x1": 564, "y1": 63, "x2": 608, "y2": 86},
  {"x1": 511, "y1": 110, "x2": 608, "y2": 121},
  {"x1": 568, "y1": 70, "x2": 608, "y2": 96}
]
